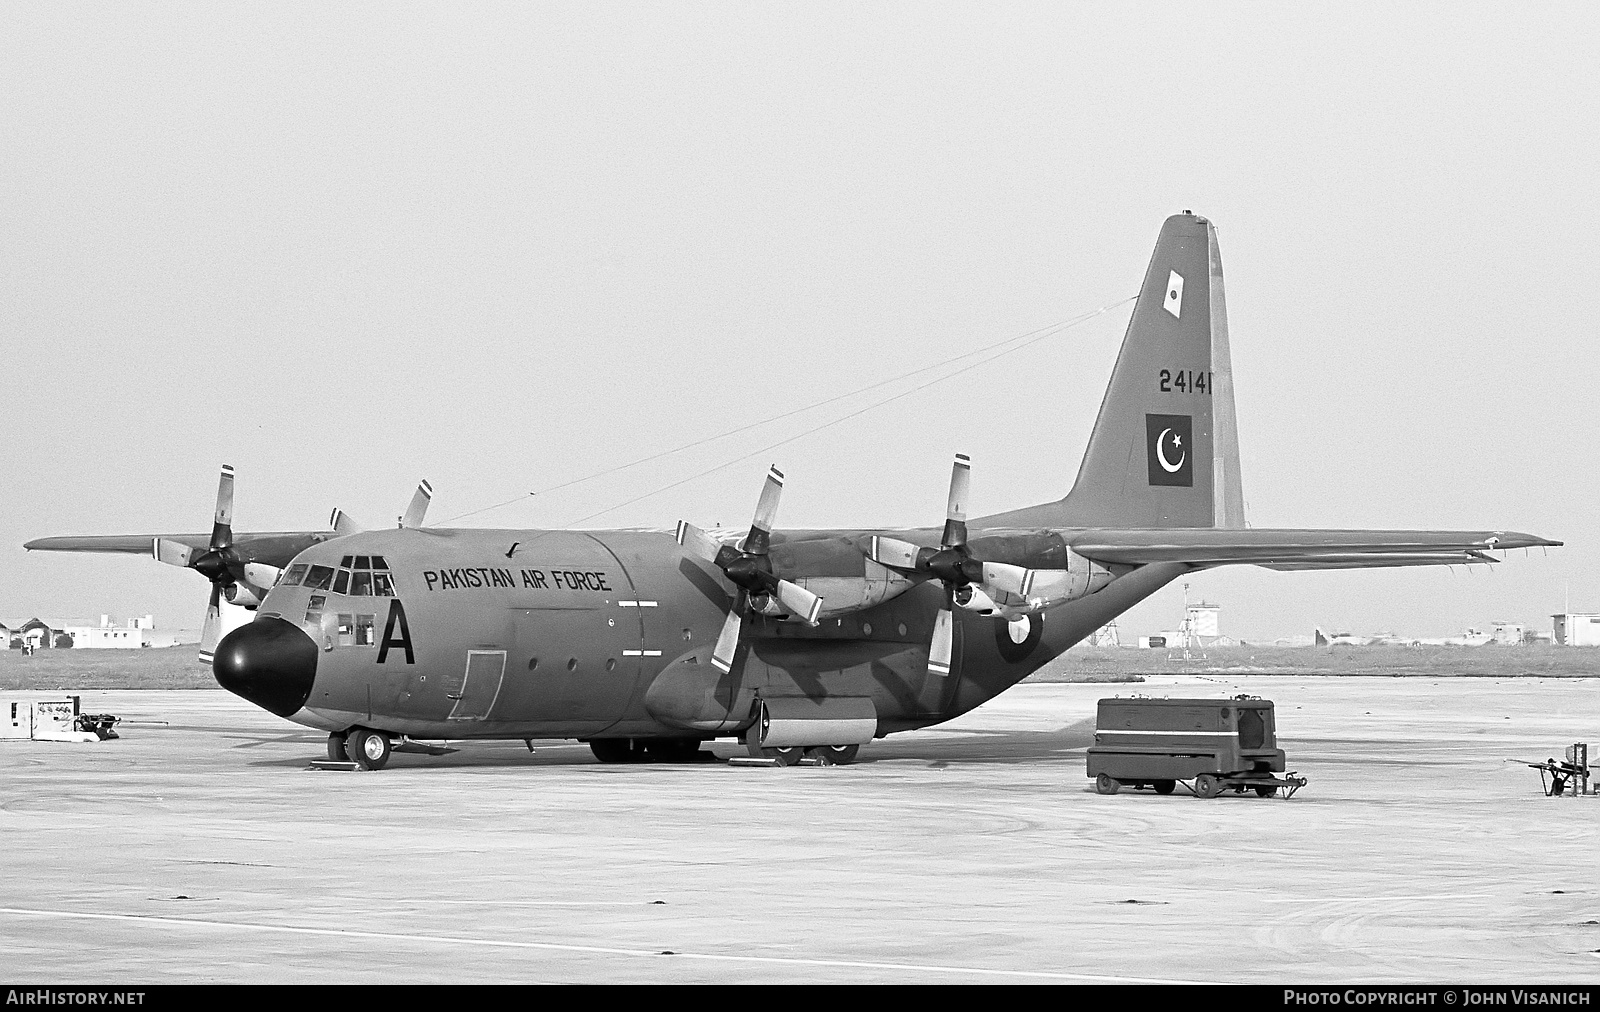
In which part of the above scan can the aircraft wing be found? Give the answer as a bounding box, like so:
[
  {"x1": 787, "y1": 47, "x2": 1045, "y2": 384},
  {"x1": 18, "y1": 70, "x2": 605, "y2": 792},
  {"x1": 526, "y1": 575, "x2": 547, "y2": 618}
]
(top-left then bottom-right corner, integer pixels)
[
  {"x1": 1066, "y1": 529, "x2": 1560, "y2": 570},
  {"x1": 24, "y1": 532, "x2": 333, "y2": 569}
]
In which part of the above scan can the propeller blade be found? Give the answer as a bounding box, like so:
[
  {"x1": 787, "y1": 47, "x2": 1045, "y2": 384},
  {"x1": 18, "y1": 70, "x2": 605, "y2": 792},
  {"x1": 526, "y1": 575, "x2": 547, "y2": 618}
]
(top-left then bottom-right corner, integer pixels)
[
  {"x1": 979, "y1": 561, "x2": 1031, "y2": 597},
  {"x1": 928, "y1": 607, "x2": 954, "y2": 676},
  {"x1": 675, "y1": 520, "x2": 723, "y2": 564},
  {"x1": 711, "y1": 608, "x2": 743, "y2": 674},
  {"x1": 210, "y1": 464, "x2": 235, "y2": 551},
  {"x1": 329, "y1": 508, "x2": 363, "y2": 536},
  {"x1": 243, "y1": 563, "x2": 282, "y2": 589},
  {"x1": 152, "y1": 538, "x2": 195, "y2": 569},
  {"x1": 744, "y1": 465, "x2": 784, "y2": 556},
  {"x1": 941, "y1": 453, "x2": 970, "y2": 549},
  {"x1": 198, "y1": 584, "x2": 222, "y2": 664},
  {"x1": 773, "y1": 579, "x2": 823, "y2": 626},
  {"x1": 868, "y1": 535, "x2": 923, "y2": 571},
  {"x1": 401, "y1": 479, "x2": 433, "y2": 529}
]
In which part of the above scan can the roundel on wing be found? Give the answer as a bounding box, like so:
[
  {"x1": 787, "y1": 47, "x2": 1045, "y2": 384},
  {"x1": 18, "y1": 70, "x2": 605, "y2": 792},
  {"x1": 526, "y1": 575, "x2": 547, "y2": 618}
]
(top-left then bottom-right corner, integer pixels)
[{"x1": 993, "y1": 613, "x2": 1043, "y2": 663}]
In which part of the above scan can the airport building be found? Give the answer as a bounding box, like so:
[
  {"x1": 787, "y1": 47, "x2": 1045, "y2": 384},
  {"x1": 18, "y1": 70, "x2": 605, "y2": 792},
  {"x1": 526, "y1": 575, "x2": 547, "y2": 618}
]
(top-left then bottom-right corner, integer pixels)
[
  {"x1": 1551, "y1": 613, "x2": 1600, "y2": 646},
  {"x1": 59, "y1": 615, "x2": 157, "y2": 649}
]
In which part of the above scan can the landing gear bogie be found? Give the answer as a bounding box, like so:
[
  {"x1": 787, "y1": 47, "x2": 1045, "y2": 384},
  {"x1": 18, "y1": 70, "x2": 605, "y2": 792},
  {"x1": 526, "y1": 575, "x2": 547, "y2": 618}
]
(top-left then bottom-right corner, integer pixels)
[{"x1": 806, "y1": 744, "x2": 859, "y2": 766}]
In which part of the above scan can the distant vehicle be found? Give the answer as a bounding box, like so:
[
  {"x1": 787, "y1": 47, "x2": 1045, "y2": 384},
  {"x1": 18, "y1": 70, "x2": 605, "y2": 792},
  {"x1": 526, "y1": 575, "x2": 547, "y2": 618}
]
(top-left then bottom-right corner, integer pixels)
[{"x1": 26, "y1": 214, "x2": 1560, "y2": 770}]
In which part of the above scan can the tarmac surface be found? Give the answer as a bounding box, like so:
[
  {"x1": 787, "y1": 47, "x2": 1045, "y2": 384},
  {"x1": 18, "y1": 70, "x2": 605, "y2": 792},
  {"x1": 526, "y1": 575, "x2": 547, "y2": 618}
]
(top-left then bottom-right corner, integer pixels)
[{"x1": 2, "y1": 675, "x2": 1598, "y2": 984}]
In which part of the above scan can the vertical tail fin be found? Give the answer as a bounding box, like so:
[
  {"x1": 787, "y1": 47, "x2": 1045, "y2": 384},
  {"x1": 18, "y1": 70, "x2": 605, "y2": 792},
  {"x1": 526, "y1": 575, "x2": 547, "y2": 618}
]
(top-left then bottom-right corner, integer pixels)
[{"x1": 983, "y1": 212, "x2": 1245, "y2": 530}]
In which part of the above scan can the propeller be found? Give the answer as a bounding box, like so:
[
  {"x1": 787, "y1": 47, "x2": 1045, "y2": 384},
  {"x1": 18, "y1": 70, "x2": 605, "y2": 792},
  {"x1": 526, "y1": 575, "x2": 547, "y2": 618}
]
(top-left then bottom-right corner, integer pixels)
[
  {"x1": 676, "y1": 465, "x2": 823, "y2": 674},
  {"x1": 150, "y1": 465, "x2": 272, "y2": 660},
  {"x1": 866, "y1": 454, "x2": 1033, "y2": 676}
]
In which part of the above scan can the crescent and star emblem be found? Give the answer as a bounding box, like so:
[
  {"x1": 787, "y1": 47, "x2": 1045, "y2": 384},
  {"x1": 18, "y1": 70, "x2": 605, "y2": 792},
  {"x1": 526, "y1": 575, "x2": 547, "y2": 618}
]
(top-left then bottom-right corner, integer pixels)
[{"x1": 1156, "y1": 428, "x2": 1186, "y2": 473}]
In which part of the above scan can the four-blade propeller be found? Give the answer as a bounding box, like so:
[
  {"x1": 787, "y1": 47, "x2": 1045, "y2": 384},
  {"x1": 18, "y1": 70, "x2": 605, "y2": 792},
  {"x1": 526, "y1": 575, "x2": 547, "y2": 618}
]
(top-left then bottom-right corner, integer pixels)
[
  {"x1": 676, "y1": 466, "x2": 823, "y2": 674},
  {"x1": 152, "y1": 465, "x2": 282, "y2": 660},
  {"x1": 866, "y1": 453, "x2": 1070, "y2": 675}
]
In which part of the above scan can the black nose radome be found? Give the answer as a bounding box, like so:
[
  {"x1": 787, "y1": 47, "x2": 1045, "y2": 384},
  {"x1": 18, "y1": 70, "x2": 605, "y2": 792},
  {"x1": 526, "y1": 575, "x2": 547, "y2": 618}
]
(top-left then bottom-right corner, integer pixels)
[{"x1": 213, "y1": 617, "x2": 318, "y2": 717}]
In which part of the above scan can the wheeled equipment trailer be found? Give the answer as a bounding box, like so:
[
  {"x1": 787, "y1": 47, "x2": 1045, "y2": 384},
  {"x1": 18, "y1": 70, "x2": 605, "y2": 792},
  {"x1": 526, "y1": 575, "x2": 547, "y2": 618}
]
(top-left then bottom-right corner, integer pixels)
[{"x1": 1086, "y1": 695, "x2": 1307, "y2": 799}]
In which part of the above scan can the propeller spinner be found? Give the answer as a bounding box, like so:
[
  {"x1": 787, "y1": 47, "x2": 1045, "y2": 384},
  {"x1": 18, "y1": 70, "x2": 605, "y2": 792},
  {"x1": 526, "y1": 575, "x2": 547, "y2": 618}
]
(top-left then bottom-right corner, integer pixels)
[{"x1": 676, "y1": 465, "x2": 823, "y2": 674}]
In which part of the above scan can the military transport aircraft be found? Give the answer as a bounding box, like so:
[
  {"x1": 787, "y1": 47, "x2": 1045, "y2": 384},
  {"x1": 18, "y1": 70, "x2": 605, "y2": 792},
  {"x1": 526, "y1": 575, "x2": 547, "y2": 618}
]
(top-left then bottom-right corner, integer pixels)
[{"x1": 25, "y1": 213, "x2": 1560, "y2": 770}]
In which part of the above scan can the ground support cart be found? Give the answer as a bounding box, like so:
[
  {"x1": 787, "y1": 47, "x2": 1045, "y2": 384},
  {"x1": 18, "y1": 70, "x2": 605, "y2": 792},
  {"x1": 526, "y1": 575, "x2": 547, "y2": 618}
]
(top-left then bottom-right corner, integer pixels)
[{"x1": 1086, "y1": 695, "x2": 1307, "y2": 799}]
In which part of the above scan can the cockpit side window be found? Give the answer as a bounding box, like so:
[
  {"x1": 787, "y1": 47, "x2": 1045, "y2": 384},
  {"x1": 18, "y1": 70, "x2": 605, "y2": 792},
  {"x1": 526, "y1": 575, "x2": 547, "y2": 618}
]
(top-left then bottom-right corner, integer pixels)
[
  {"x1": 282, "y1": 564, "x2": 310, "y2": 587},
  {"x1": 304, "y1": 565, "x2": 335, "y2": 591},
  {"x1": 332, "y1": 570, "x2": 350, "y2": 595},
  {"x1": 371, "y1": 572, "x2": 395, "y2": 597}
]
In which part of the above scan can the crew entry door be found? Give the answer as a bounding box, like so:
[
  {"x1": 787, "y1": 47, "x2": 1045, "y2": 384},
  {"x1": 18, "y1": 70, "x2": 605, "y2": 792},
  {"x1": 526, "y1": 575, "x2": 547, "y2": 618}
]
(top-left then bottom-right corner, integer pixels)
[{"x1": 448, "y1": 650, "x2": 506, "y2": 720}]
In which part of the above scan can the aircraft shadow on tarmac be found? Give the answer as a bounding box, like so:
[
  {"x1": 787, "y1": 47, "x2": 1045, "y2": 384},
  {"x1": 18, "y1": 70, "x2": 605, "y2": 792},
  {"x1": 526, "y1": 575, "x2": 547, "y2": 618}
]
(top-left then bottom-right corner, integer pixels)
[{"x1": 225, "y1": 719, "x2": 1099, "y2": 770}]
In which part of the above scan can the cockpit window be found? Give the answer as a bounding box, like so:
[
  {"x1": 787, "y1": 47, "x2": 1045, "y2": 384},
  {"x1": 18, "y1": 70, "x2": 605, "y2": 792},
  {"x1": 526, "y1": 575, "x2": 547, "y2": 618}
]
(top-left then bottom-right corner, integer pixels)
[
  {"x1": 332, "y1": 570, "x2": 350, "y2": 595},
  {"x1": 304, "y1": 565, "x2": 335, "y2": 591},
  {"x1": 282, "y1": 564, "x2": 309, "y2": 587},
  {"x1": 350, "y1": 571, "x2": 373, "y2": 596},
  {"x1": 340, "y1": 555, "x2": 353, "y2": 568},
  {"x1": 371, "y1": 556, "x2": 388, "y2": 570},
  {"x1": 355, "y1": 556, "x2": 371, "y2": 569},
  {"x1": 372, "y1": 572, "x2": 395, "y2": 597}
]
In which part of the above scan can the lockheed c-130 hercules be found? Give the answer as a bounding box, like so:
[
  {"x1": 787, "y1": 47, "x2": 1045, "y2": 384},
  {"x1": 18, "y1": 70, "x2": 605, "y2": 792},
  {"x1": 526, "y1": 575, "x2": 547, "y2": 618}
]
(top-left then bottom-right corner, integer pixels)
[{"x1": 26, "y1": 213, "x2": 1560, "y2": 770}]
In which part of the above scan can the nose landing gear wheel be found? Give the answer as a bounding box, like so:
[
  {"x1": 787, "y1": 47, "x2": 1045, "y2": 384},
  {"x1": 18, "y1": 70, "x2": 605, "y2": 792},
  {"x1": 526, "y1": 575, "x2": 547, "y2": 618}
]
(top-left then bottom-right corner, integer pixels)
[
  {"x1": 1095, "y1": 774, "x2": 1120, "y2": 795},
  {"x1": 1194, "y1": 773, "x2": 1221, "y2": 799},
  {"x1": 1153, "y1": 779, "x2": 1176, "y2": 795},
  {"x1": 348, "y1": 728, "x2": 392, "y2": 771},
  {"x1": 327, "y1": 731, "x2": 350, "y2": 762},
  {"x1": 1254, "y1": 785, "x2": 1277, "y2": 797},
  {"x1": 807, "y1": 744, "x2": 860, "y2": 766},
  {"x1": 763, "y1": 746, "x2": 803, "y2": 766}
]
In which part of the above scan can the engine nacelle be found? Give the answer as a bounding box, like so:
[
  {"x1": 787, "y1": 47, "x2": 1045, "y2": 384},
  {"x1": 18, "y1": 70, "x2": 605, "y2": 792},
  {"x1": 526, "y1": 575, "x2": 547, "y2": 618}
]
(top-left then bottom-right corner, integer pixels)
[
  {"x1": 953, "y1": 584, "x2": 1003, "y2": 617},
  {"x1": 748, "y1": 593, "x2": 785, "y2": 617},
  {"x1": 223, "y1": 582, "x2": 263, "y2": 609}
]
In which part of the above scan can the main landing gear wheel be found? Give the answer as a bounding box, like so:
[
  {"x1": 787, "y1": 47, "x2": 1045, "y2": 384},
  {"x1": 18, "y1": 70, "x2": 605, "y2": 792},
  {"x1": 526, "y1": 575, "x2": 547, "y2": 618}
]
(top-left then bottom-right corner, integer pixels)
[
  {"x1": 1254, "y1": 785, "x2": 1277, "y2": 798},
  {"x1": 763, "y1": 746, "x2": 804, "y2": 766},
  {"x1": 807, "y1": 744, "x2": 860, "y2": 766},
  {"x1": 1095, "y1": 774, "x2": 1120, "y2": 795},
  {"x1": 1194, "y1": 773, "x2": 1221, "y2": 799},
  {"x1": 348, "y1": 728, "x2": 392, "y2": 771},
  {"x1": 1153, "y1": 779, "x2": 1176, "y2": 795},
  {"x1": 327, "y1": 731, "x2": 350, "y2": 762}
]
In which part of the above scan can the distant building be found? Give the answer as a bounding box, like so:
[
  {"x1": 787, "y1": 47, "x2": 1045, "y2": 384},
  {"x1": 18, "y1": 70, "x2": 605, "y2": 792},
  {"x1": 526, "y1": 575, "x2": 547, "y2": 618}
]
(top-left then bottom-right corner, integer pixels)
[
  {"x1": 58, "y1": 615, "x2": 157, "y2": 649},
  {"x1": 1552, "y1": 613, "x2": 1600, "y2": 646},
  {"x1": 1490, "y1": 621, "x2": 1526, "y2": 646}
]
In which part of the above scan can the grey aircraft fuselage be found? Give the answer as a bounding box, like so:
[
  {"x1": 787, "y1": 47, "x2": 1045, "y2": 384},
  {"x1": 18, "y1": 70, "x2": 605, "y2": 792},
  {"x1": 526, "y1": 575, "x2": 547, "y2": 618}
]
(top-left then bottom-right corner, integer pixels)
[{"x1": 256, "y1": 526, "x2": 1166, "y2": 741}]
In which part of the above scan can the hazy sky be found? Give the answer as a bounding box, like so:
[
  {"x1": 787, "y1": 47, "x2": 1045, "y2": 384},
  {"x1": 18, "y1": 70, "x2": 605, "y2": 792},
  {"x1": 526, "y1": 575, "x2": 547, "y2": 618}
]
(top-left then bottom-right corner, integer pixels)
[{"x1": 3, "y1": 3, "x2": 1595, "y2": 641}]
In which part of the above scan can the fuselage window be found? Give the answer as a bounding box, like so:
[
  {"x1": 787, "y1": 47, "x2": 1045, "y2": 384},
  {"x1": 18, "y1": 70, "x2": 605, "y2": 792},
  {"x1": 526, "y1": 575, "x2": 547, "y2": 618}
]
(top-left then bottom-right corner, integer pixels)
[
  {"x1": 282, "y1": 564, "x2": 309, "y2": 587},
  {"x1": 337, "y1": 614, "x2": 354, "y2": 647},
  {"x1": 350, "y1": 571, "x2": 373, "y2": 596},
  {"x1": 355, "y1": 614, "x2": 375, "y2": 646},
  {"x1": 304, "y1": 565, "x2": 335, "y2": 591},
  {"x1": 371, "y1": 573, "x2": 395, "y2": 597},
  {"x1": 304, "y1": 594, "x2": 326, "y2": 625},
  {"x1": 332, "y1": 570, "x2": 351, "y2": 595}
]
